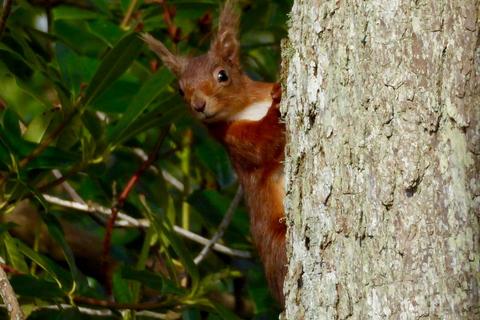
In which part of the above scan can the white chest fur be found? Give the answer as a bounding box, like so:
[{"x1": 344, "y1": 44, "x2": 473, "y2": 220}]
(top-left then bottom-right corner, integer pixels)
[{"x1": 229, "y1": 100, "x2": 272, "y2": 122}]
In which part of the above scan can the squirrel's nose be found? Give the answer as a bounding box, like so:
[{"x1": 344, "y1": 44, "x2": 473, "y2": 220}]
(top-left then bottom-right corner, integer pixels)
[{"x1": 192, "y1": 101, "x2": 206, "y2": 113}]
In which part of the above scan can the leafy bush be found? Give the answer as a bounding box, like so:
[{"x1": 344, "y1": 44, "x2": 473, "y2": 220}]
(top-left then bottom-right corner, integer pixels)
[{"x1": 0, "y1": 0, "x2": 291, "y2": 319}]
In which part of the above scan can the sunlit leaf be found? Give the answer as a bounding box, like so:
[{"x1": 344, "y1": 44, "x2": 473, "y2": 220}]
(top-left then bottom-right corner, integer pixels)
[
  {"x1": 2, "y1": 233, "x2": 29, "y2": 273},
  {"x1": 23, "y1": 109, "x2": 58, "y2": 143}
]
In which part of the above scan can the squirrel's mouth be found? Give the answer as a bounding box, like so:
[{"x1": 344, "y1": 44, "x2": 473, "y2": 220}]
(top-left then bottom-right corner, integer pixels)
[{"x1": 201, "y1": 111, "x2": 219, "y2": 122}]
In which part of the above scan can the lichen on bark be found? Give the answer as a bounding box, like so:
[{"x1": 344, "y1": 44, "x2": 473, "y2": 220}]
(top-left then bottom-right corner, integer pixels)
[{"x1": 282, "y1": 0, "x2": 479, "y2": 319}]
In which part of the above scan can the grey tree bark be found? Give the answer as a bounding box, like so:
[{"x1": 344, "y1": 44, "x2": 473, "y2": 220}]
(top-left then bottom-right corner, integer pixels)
[{"x1": 281, "y1": 1, "x2": 479, "y2": 319}]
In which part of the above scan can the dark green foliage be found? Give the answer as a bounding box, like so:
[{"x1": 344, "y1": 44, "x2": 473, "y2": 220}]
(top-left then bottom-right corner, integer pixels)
[{"x1": 0, "y1": 0, "x2": 290, "y2": 318}]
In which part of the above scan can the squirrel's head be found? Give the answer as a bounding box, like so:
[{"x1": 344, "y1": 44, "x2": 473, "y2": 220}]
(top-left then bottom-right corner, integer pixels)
[{"x1": 143, "y1": 0, "x2": 250, "y2": 123}]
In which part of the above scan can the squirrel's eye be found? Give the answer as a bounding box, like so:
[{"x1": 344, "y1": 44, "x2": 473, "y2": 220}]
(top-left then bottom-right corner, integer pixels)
[
  {"x1": 178, "y1": 87, "x2": 184, "y2": 96},
  {"x1": 217, "y1": 69, "x2": 229, "y2": 83}
]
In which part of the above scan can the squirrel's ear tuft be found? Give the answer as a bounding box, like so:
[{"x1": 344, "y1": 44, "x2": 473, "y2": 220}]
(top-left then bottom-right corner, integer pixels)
[
  {"x1": 211, "y1": 0, "x2": 240, "y2": 64},
  {"x1": 141, "y1": 33, "x2": 186, "y2": 75}
]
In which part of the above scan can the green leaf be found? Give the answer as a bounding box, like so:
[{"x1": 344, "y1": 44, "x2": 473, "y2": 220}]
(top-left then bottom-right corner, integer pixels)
[
  {"x1": 106, "y1": 69, "x2": 174, "y2": 145},
  {"x1": 120, "y1": 267, "x2": 163, "y2": 291},
  {"x1": 188, "y1": 190, "x2": 249, "y2": 241},
  {"x1": 10, "y1": 274, "x2": 64, "y2": 299},
  {"x1": 107, "y1": 96, "x2": 185, "y2": 147},
  {"x1": 0, "y1": 45, "x2": 33, "y2": 81},
  {"x1": 81, "y1": 109, "x2": 105, "y2": 142},
  {"x1": 140, "y1": 198, "x2": 200, "y2": 293},
  {"x1": 56, "y1": 43, "x2": 98, "y2": 97},
  {"x1": 112, "y1": 269, "x2": 134, "y2": 303},
  {"x1": 83, "y1": 33, "x2": 143, "y2": 106},
  {"x1": 2, "y1": 233, "x2": 29, "y2": 273},
  {"x1": 53, "y1": 20, "x2": 105, "y2": 56},
  {"x1": 15, "y1": 239, "x2": 72, "y2": 290},
  {"x1": 53, "y1": 6, "x2": 102, "y2": 20},
  {"x1": 87, "y1": 19, "x2": 124, "y2": 46},
  {"x1": 1, "y1": 107, "x2": 22, "y2": 139},
  {"x1": 199, "y1": 269, "x2": 242, "y2": 296},
  {"x1": 22, "y1": 109, "x2": 58, "y2": 143},
  {"x1": 40, "y1": 213, "x2": 80, "y2": 292},
  {"x1": 91, "y1": 78, "x2": 140, "y2": 113},
  {"x1": 11, "y1": 75, "x2": 55, "y2": 112},
  {"x1": 0, "y1": 126, "x2": 80, "y2": 170},
  {"x1": 8, "y1": 30, "x2": 67, "y2": 93},
  {"x1": 193, "y1": 130, "x2": 235, "y2": 188},
  {"x1": 182, "y1": 309, "x2": 201, "y2": 320}
]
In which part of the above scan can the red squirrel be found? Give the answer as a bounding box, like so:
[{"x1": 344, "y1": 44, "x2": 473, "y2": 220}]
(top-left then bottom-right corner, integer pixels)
[{"x1": 142, "y1": 0, "x2": 286, "y2": 305}]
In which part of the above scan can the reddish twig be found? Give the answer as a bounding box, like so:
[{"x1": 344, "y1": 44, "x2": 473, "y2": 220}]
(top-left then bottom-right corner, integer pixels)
[
  {"x1": 148, "y1": 0, "x2": 181, "y2": 43},
  {"x1": 101, "y1": 129, "x2": 168, "y2": 294},
  {"x1": 0, "y1": 263, "x2": 22, "y2": 276},
  {"x1": 161, "y1": 1, "x2": 179, "y2": 42}
]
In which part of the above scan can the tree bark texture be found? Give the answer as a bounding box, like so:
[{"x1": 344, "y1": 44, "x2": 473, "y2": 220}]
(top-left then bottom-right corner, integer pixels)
[{"x1": 281, "y1": 0, "x2": 479, "y2": 319}]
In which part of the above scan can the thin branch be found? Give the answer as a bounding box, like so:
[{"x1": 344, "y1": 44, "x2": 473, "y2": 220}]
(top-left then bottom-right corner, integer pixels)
[
  {"x1": 172, "y1": 225, "x2": 250, "y2": 259},
  {"x1": 51, "y1": 169, "x2": 85, "y2": 204},
  {"x1": 0, "y1": 265, "x2": 25, "y2": 320},
  {"x1": 102, "y1": 129, "x2": 168, "y2": 292},
  {"x1": 0, "y1": 264, "x2": 22, "y2": 276},
  {"x1": 162, "y1": 170, "x2": 184, "y2": 192},
  {"x1": 41, "y1": 193, "x2": 251, "y2": 259},
  {"x1": 194, "y1": 186, "x2": 243, "y2": 264},
  {"x1": 136, "y1": 310, "x2": 182, "y2": 319},
  {"x1": 131, "y1": 147, "x2": 184, "y2": 192},
  {"x1": 38, "y1": 162, "x2": 84, "y2": 192},
  {"x1": 40, "y1": 305, "x2": 113, "y2": 316},
  {"x1": 42, "y1": 193, "x2": 143, "y2": 226},
  {"x1": 120, "y1": 0, "x2": 139, "y2": 30},
  {"x1": 38, "y1": 304, "x2": 180, "y2": 319},
  {"x1": 0, "y1": 0, "x2": 13, "y2": 40},
  {"x1": 73, "y1": 295, "x2": 171, "y2": 310}
]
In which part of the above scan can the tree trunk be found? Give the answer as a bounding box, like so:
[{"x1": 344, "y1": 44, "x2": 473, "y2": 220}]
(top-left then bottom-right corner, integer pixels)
[{"x1": 281, "y1": 1, "x2": 479, "y2": 319}]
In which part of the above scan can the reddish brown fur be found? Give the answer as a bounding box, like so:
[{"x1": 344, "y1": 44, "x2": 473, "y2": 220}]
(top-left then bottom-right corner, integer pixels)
[
  {"x1": 209, "y1": 85, "x2": 286, "y2": 304},
  {"x1": 144, "y1": 0, "x2": 286, "y2": 306}
]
